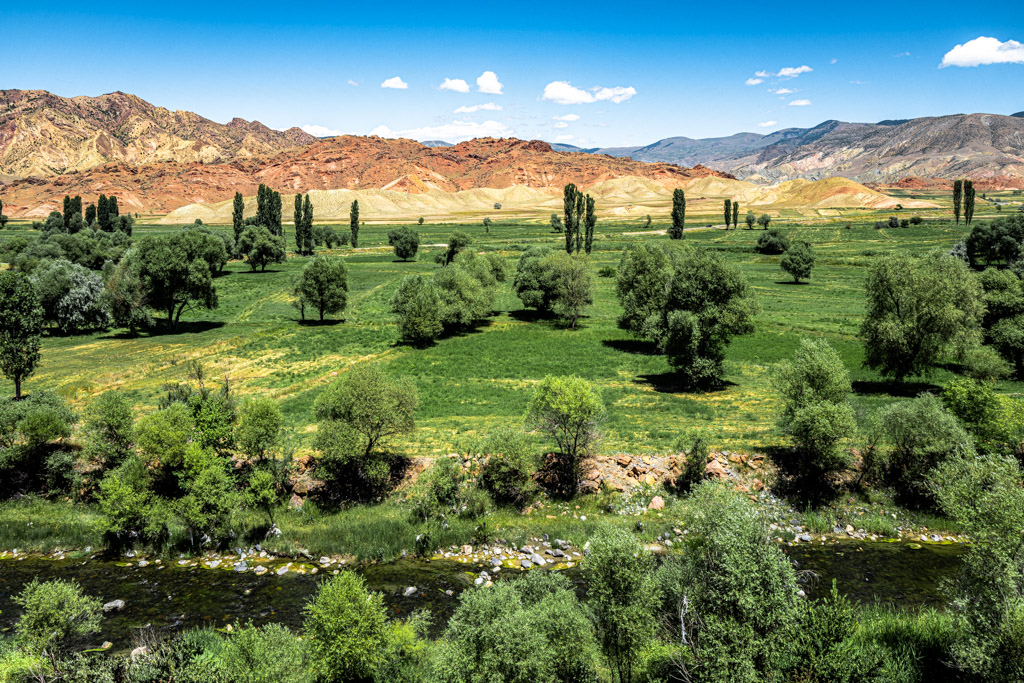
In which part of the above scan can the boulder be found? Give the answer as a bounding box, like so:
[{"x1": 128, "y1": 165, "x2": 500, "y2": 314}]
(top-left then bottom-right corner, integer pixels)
[
  {"x1": 530, "y1": 553, "x2": 547, "y2": 566},
  {"x1": 403, "y1": 586, "x2": 418, "y2": 597},
  {"x1": 103, "y1": 599, "x2": 125, "y2": 613},
  {"x1": 751, "y1": 479, "x2": 765, "y2": 492},
  {"x1": 647, "y1": 496, "x2": 665, "y2": 511},
  {"x1": 705, "y1": 460, "x2": 729, "y2": 480},
  {"x1": 288, "y1": 494, "x2": 304, "y2": 510}
]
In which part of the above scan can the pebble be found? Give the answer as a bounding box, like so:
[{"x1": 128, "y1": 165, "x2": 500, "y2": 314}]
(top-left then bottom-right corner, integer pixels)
[{"x1": 403, "y1": 586, "x2": 418, "y2": 597}]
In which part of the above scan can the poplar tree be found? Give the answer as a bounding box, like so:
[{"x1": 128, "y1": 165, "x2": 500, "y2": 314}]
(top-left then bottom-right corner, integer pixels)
[
  {"x1": 350, "y1": 200, "x2": 360, "y2": 248},
  {"x1": 109, "y1": 196, "x2": 119, "y2": 217},
  {"x1": 563, "y1": 183, "x2": 579, "y2": 253},
  {"x1": 965, "y1": 180, "x2": 976, "y2": 226},
  {"x1": 732, "y1": 201, "x2": 739, "y2": 229},
  {"x1": 63, "y1": 195, "x2": 72, "y2": 229},
  {"x1": 232, "y1": 192, "x2": 244, "y2": 246},
  {"x1": 724, "y1": 199, "x2": 732, "y2": 229},
  {"x1": 669, "y1": 189, "x2": 686, "y2": 239},
  {"x1": 97, "y1": 194, "x2": 110, "y2": 231},
  {"x1": 584, "y1": 195, "x2": 596, "y2": 255},
  {"x1": 85, "y1": 203, "x2": 96, "y2": 226},
  {"x1": 574, "y1": 191, "x2": 585, "y2": 253},
  {"x1": 302, "y1": 194, "x2": 314, "y2": 254},
  {"x1": 294, "y1": 194, "x2": 304, "y2": 252},
  {"x1": 953, "y1": 179, "x2": 963, "y2": 226}
]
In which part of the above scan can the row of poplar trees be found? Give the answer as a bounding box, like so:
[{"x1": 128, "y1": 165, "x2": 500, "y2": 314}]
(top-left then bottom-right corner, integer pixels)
[
  {"x1": 231, "y1": 190, "x2": 362, "y2": 252},
  {"x1": 953, "y1": 179, "x2": 977, "y2": 227},
  {"x1": 62, "y1": 194, "x2": 121, "y2": 231}
]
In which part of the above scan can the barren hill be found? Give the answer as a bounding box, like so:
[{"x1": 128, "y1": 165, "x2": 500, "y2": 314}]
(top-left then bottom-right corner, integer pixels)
[
  {"x1": 0, "y1": 89, "x2": 315, "y2": 177},
  {"x1": 0, "y1": 136, "x2": 731, "y2": 217}
]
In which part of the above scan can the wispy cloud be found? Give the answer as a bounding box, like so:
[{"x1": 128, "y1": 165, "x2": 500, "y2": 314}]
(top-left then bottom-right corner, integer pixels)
[
  {"x1": 477, "y1": 71, "x2": 504, "y2": 94},
  {"x1": 370, "y1": 119, "x2": 512, "y2": 142},
  {"x1": 772, "y1": 88, "x2": 796, "y2": 95},
  {"x1": 789, "y1": 99, "x2": 812, "y2": 106},
  {"x1": 758, "y1": 121, "x2": 777, "y2": 127},
  {"x1": 745, "y1": 78, "x2": 764, "y2": 86},
  {"x1": 541, "y1": 81, "x2": 636, "y2": 104},
  {"x1": 346, "y1": 79, "x2": 358, "y2": 87},
  {"x1": 453, "y1": 102, "x2": 502, "y2": 113},
  {"x1": 553, "y1": 114, "x2": 580, "y2": 121},
  {"x1": 301, "y1": 124, "x2": 344, "y2": 137},
  {"x1": 940, "y1": 36, "x2": 1024, "y2": 67},
  {"x1": 554, "y1": 121, "x2": 569, "y2": 128},
  {"x1": 777, "y1": 65, "x2": 813, "y2": 78},
  {"x1": 555, "y1": 134, "x2": 575, "y2": 142},
  {"x1": 439, "y1": 78, "x2": 470, "y2": 93},
  {"x1": 381, "y1": 76, "x2": 408, "y2": 89}
]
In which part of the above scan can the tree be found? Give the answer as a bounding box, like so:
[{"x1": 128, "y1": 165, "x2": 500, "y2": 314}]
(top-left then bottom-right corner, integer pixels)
[
  {"x1": 84, "y1": 203, "x2": 96, "y2": 227},
  {"x1": 514, "y1": 246, "x2": 558, "y2": 313},
  {"x1": 81, "y1": 390, "x2": 135, "y2": 472},
  {"x1": 479, "y1": 428, "x2": 537, "y2": 507},
  {"x1": 670, "y1": 188, "x2": 686, "y2": 239},
  {"x1": 104, "y1": 249, "x2": 152, "y2": 335},
  {"x1": 780, "y1": 240, "x2": 815, "y2": 283},
  {"x1": 757, "y1": 213, "x2": 772, "y2": 230},
  {"x1": 861, "y1": 251, "x2": 984, "y2": 382},
  {"x1": 238, "y1": 226, "x2": 286, "y2": 272},
  {"x1": 755, "y1": 228, "x2": 790, "y2": 256},
  {"x1": 236, "y1": 397, "x2": 282, "y2": 463},
  {"x1": 979, "y1": 267, "x2": 1024, "y2": 376},
  {"x1": 953, "y1": 179, "x2": 963, "y2": 226},
  {"x1": 293, "y1": 255, "x2": 347, "y2": 321},
  {"x1": 62, "y1": 195, "x2": 72, "y2": 229},
  {"x1": 314, "y1": 364, "x2": 416, "y2": 459},
  {"x1": 418, "y1": 216, "x2": 425, "y2": 225},
  {"x1": 135, "y1": 232, "x2": 221, "y2": 329},
  {"x1": 391, "y1": 275, "x2": 444, "y2": 345},
  {"x1": 552, "y1": 253, "x2": 593, "y2": 329},
  {"x1": 443, "y1": 231, "x2": 471, "y2": 265},
  {"x1": 744, "y1": 210, "x2": 756, "y2": 229},
  {"x1": 583, "y1": 194, "x2": 596, "y2": 254},
  {"x1": 232, "y1": 191, "x2": 244, "y2": 247},
  {"x1": 667, "y1": 482, "x2": 802, "y2": 682},
  {"x1": 294, "y1": 193, "x2": 303, "y2": 253},
  {"x1": 525, "y1": 375, "x2": 604, "y2": 495},
  {"x1": 563, "y1": 183, "x2": 580, "y2": 252},
  {"x1": 550, "y1": 213, "x2": 563, "y2": 232},
  {"x1": 0, "y1": 271, "x2": 43, "y2": 399},
  {"x1": 302, "y1": 194, "x2": 314, "y2": 254},
  {"x1": 43, "y1": 211, "x2": 64, "y2": 232},
  {"x1": 732, "y1": 201, "x2": 739, "y2": 230},
  {"x1": 724, "y1": 199, "x2": 732, "y2": 229},
  {"x1": 482, "y1": 216, "x2": 492, "y2": 232},
  {"x1": 774, "y1": 338, "x2": 856, "y2": 479},
  {"x1": 587, "y1": 527, "x2": 660, "y2": 683},
  {"x1": 14, "y1": 579, "x2": 102, "y2": 656},
  {"x1": 965, "y1": 179, "x2": 976, "y2": 226},
  {"x1": 303, "y1": 572, "x2": 394, "y2": 682},
  {"x1": 350, "y1": 200, "x2": 360, "y2": 248},
  {"x1": 388, "y1": 226, "x2": 420, "y2": 261},
  {"x1": 30, "y1": 259, "x2": 110, "y2": 334}
]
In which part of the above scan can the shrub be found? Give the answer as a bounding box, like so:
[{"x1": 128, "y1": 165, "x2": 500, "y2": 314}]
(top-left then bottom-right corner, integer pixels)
[
  {"x1": 597, "y1": 265, "x2": 616, "y2": 278},
  {"x1": 756, "y1": 228, "x2": 789, "y2": 254},
  {"x1": 97, "y1": 455, "x2": 167, "y2": 543},
  {"x1": 30, "y1": 259, "x2": 111, "y2": 334},
  {"x1": 14, "y1": 579, "x2": 102, "y2": 654},
  {"x1": 942, "y1": 378, "x2": 1024, "y2": 455},
  {"x1": 388, "y1": 227, "x2": 420, "y2": 261},
  {"x1": 81, "y1": 390, "x2": 135, "y2": 473},
  {"x1": 303, "y1": 572, "x2": 393, "y2": 681},
  {"x1": 391, "y1": 275, "x2": 444, "y2": 346},
  {"x1": 668, "y1": 434, "x2": 709, "y2": 494},
  {"x1": 235, "y1": 397, "x2": 283, "y2": 463},
  {"x1": 219, "y1": 622, "x2": 306, "y2": 683},
  {"x1": 525, "y1": 375, "x2": 605, "y2": 496},
  {"x1": 910, "y1": 215, "x2": 923, "y2": 225},
  {"x1": 135, "y1": 402, "x2": 197, "y2": 473},
  {"x1": 479, "y1": 427, "x2": 537, "y2": 507},
  {"x1": 888, "y1": 216, "x2": 899, "y2": 228}
]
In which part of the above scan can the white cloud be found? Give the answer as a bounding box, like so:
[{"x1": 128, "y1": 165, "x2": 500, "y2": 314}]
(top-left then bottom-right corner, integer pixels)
[
  {"x1": 453, "y1": 102, "x2": 502, "y2": 113},
  {"x1": 895, "y1": 51, "x2": 911, "y2": 57},
  {"x1": 777, "y1": 65, "x2": 812, "y2": 78},
  {"x1": 346, "y1": 79, "x2": 359, "y2": 86},
  {"x1": 541, "y1": 81, "x2": 636, "y2": 105},
  {"x1": 789, "y1": 99, "x2": 812, "y2": 106},
  {"x1": 755, "y1": 70, "x2": 770, "y2": 78},
  {"x1": 381, "y1": 76, "x2": 408, "y2": 89},
  {"x1": 830, "y1": 58, "x2": 838, "y2": 64},
  {"x1": 477, "y1": 71, "x2": 504, "y2": 94},
  {"x1": 772, "y1": 88, "x2": 796, "y2": 94},
  {"x1": 301, "y1": 124, "x2": 343, "y2": 137},
  {"x1": 554, "y1": 134, "x2": 575, "y2": 142},
  {"x1": 940, "y1": 36, "x2": 1024, "y2": 67},
  {"x1": 439, "y1": 78, "x2": 470, "y2": 93},
  {"x1": 553, "y1": 114, "x2": 580, "y2": 121},
  {"x1": 554, "y1": 121, "x2": 569, "y2": 129},
  {"x1": 758, "y1": 121, "x2": 777, "y2": 127},
  {"x1": 745, "y1": 78, "x2": 764, "y2": 86},
  {"x1": 370, "y1": 119, "x2": 512, "y2": 142}
]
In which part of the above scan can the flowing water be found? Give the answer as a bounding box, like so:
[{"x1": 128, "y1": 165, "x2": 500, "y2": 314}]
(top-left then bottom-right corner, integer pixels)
[{"x1": 0, "y1": 540, "x2": 965, "y2": 652}]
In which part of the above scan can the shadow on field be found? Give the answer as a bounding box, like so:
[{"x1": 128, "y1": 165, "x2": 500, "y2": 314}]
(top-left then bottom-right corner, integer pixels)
[
  {"x1": 102, "y1": 320, "x2": 226, "y2": 339},
  {"x1": 635, "y1": 372, "x2": 737, "y2": 394},
  {"x1": 602, "y1": 339, "x2": 660, "y2": 355},
  {"x1": 509, "y1": 309, "x2": 553, "y2": 324},
  {"x1": 297, "y1": 319, "x2": 344, "y2": 327},
  {"x1": 774, "y1": 281, "x2": 810, "y2": 286},
  {"x1": 852, "y1": 380, "x2": 940, "y2": 398},
  {"x1": 237, "y1": 269, "x2": 283, "y2": 275}
]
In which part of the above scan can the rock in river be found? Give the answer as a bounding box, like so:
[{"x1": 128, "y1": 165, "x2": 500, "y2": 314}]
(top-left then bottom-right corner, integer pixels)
[{"x1": 103, "y1": 599, "x2": 126, "y2": 613}]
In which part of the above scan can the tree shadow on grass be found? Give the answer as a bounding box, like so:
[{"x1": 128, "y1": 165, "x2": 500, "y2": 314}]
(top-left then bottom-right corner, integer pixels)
[
  {"x1": 100, "y1": 320, "x2": 226, "y2": 340},
  {"x1": 237, "y1": 269, "x2": 283, "y2": 275},
  {"x1": 297, "y1": 318, "x2": 345, "y2": 327},
  {"x1": 602, "y1": 338, "x2": 660, "y2": 356},
  {"x1": 763, "y1": 445, "x2": 843, "y2": 509},
  {"x1": 774, "y1": 280, "x2": 810, "y2": 285},
  {"x1": 635, "y1": 372, "x2": 737, "y2": 395},
  {"x1": 509, "y1": 309, "x2": 553, "y2": 324},
  {"x1": 852, "y1": 380, "x2": 941, "y2": 398}
]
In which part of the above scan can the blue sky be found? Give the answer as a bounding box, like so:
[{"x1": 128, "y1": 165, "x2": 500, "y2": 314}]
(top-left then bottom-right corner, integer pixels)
[{"x1": 4, "y1": 1, "x2": 1023, "y2": 147}]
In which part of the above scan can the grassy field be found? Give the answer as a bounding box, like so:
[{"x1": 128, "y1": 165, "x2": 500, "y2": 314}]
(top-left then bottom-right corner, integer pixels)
[{"x1": 3, "y1": 210, "x2": 1022, "y2": 459}]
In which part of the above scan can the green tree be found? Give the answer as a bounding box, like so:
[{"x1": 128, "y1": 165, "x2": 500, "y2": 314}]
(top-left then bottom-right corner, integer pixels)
[
  {"x1": 293, "y1": 255, "x2": 347, "y2": 321},
  {"x1": 294, "y1": 193, "x2": 303, "y2": 253},
  {"x1": 302, "y1": 194, "x2": 314, "y2": 254},
  {"x1": 30, "y1": 259, "x2": 111, "y2": 334},
  {"x1": 757, "y1": 213, "x2": 772, "y2": 230},
  {"x1": 104, "y1": 249, "x2": 153, "y2": 335},
  {"x1": 513, "y1": 245, "x2": 557, "y2": 313},
  {"x1": 615, "y1": 242, "x2": 672, "y2": 334},
  {"x1": 563, "y1": 183, "x2": 580, "y2": 252},
  {"x1": 303, "y1": 572, "x2": 392, "y2": 682},
  {"x1": 135, "y1": 402, "x2": 197, "y2": 473},
  {"x1": 236, "y1": 397, "x2": 283, "y2": 463},
  {"x1": 388, "y1": 227, "x2": 420, "y2": 261},
  {"x1": 861, "y1": 251, "x2": 983, "y2": 382},
  {"x1": 350, "y1": 199, "x2": 360, "y2": 248},
  {"x1": 525, "y1": 375, "x2": 604, "y2": 495},
  {"x1": 232, "y1": 191, "x2": 245, "y2": 247},
  {"x1": 953, "y1": 179, "x2": 963, "y2": 226},
  {"x1": 0, "y1": 271, "x2": 43, "y2": 398},
  {"x1": 81, "y1": 390, "x2": 135, "y2": 472},
  {"x1": 238, "y1": 226, "x2": 286, "y2": 272},
  {"x1": 965, "y1": 179, "x2": 976, "y2": 226},
  {"x1": 479, "y1": 427, "x2": 537, "y2": 507},
  {"x1": 84, "y1": 202, "x2": 96, "y2": 227},
  {"x1": 724, "y1": 198, "x2": 732, "y2": 228},
  {"x1": 587, "y1": 527, "x2": 660, "y2": 683},
  {"x1": 745, "y1": 210, "x2": 756, "y2": 229},
  {"x1": 443, "y1": 231, "x2": 471, "y2": 265},
  {"x1": 670, "y1": 188, "x2": 686, "y2": 239},
  {"x1": 135, "y1": 232, "x2": 222, "y2": 329},
  {"x1": 755, "y1": 227, "x2": 789, "y2": 254},
  {"x1": 780, "y1": 240, "x2": 815, "y2": 283},
  {"x1": 391, "y1": 275, "x2": 444, "y2": 346},
  {"x1": 552, "y1": 253, "x2": 593, "y2": 330},
  {"x1": 14, "y1": 579, "x2": 102, "y2": 655},
  {"x1": 979, "y1": 267, "x2": 1024, "y2": 376},
  {"x1": 314, "y1": 364, "x2": 416, "y2": 459},
  {"x1": 219, "y1": 622, "x2": 306, "y2": 683},
  {"x1": 583, "y1": 194, "x2": 596, "y2": 254},
  {"x1": 174, "y1": 456, "x2": 237, "y2": 543},
  {"x1": 550, "y1": 213, "x2": 563, "y2": 232},
  {"x1": 482, "y1": 216, "x2": 492, "y2": 232},
  {"x1": 62, "y1": 195, "x2": 71, "y2": 229},
  {"x1": 774, "y1": 338, "x2": 856, "y2": 480},
  {"x1": 732, "y1": 201, "x2": 739, "y2": 230}
]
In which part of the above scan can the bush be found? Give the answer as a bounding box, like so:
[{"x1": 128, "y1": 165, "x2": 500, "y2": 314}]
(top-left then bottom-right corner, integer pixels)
[
  {"x1": 910, "y1": 215, "x2": 923, "y2": 225},
  {"x1": 391, "y1": 275, "x2": 444, "y2": 346},
  {"x1": 668, "y1": 434, "x2": 709, "y2": 494},
  {"x1": 219, "y1": 622, "x2": 306, "y2": 683},
  {"x1": 30, "y1": 259, "x2": 111, "y2": 334},
  {"x1": 597, "y1": 265, "x2": 616, "y2": 278},
  {"x1": 942, "y1": 378, "x2": 1024, "y2": 455},
  {"x1": 235, "y1": 397, "x2": 283, "y2": 463},
  {"x1": 755, "y1": 228, "x2": 789, "y2": 254},
  {"x1": 14, "y1": 579, "x2": 102, "y2": 654},
  {"x1": 479, "y1": 427, "x2": 537, "y2": 507},
  {"x1": 303, "y1": 572, "x2": 393, "y2": 682},
  {"x1": 81, "y1": 390, "x2": 135, "y2": 473},
  {"x1": 888, "y1": 216, "x2": 899, "y2": 229},
  {"x1": 388, "y1": 227, "x2": 420, "y2": 261}
]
